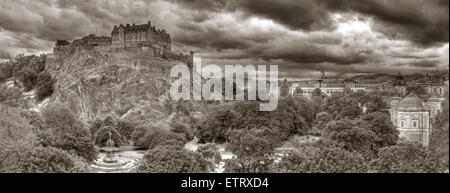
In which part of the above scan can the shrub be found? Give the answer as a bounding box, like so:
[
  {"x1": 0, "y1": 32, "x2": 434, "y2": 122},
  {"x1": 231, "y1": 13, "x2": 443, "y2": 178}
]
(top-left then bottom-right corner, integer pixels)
[
  {"x1": 0, "y1": 85, "x2": 27, "y2": 108},
  {"x1": 314, "y1": 112, "x2": 332, "y2": 131},
  {"x1": 136, "y1": 144, "x2": 204, "y2": 173},
  {"x1": 131, "y1": 125, "x2": 149, "y2": 146},
  {"x1": 141, "y1": 128, "x2": 187, "y2": 149},
  {"x1": 116, "y1": 120, "x2": 135, "y2": 142},
  {"x1": 170, "y1": 121, "x2": 194, "y2": 141},
  {"x1": 14, "y1": 146, "x2": 88, "y2": 173},
  {"x1": 0, "y1": 104, "x2": 37, "y2": 172},
  {"x1": 35, "y1": 73, "x2": 55, "y2": 102},
  {"x1": 17, "y1": 67, "x2": 38, "y2": 91},
  {"x1": 0, "y1": 61, "x2": 14, "y2": 82},
  {"x1": 94, "y1": 126, "x2": 123, "y2": 147}
]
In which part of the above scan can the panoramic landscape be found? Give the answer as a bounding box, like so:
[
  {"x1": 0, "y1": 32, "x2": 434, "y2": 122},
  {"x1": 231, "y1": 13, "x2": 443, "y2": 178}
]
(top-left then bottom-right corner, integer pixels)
[{"x1": 0, "y1": 0, "x2": 449, "y2": 173}]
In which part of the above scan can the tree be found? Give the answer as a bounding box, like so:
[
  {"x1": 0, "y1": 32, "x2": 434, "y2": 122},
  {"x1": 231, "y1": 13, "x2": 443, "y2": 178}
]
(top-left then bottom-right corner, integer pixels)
[
  {"x1": 195, "y1": 107, "x2": 239, "y2": 143},
  {"x1": 430, "y1": 98, "x2": 449, "y2": 170},
  {"x1": 294, "y1": 87, "x2": 303, "y2": 96},
  {"x1": 136, "y1": 144, "x2": 204, "y2": 173},
  {"x1": 0, "y1": 105, "x2": 37, "y2": 172},
  {"x1": 429, "y1": 123, "x2": 449, "y2": 171},
  {"x1": 360, "y1": 112, "x2": 399, "y2": 148},
  {"x1": 272, "y1": 146, "x2": 368, "y2": 173},
  {"x1": 17, "y1": 67, "x2": 38, "y2": 91},
  {"x1": 280, "y1": 79, "x2": 290, "y2": 98},
  {"x1": 0, "y1": 85, "x2": 27, "y2": 108},
  {"x1": 196, "y1": 144, "x2": 222, "y2": 171},
  {"x1": 324, "y1": 119, "x2": 378, "y2": 158},
  {"x1": 313, "y1": 112, "x2": 332, "y2": 131},
  {"x1": 312, "y1": 88, "x2": 323, "y2": 98},
  {"x1": 365, "y1": 94, "x2": 388, "y2": 113},
  {"x1": 13, "y1": 146, "x2": 88, "y2": 173},
  {"x1": 134, "y1": 127, "x2": 186, "y2": 149},
  {"x1": 322, "y1": 94, "x2": 359, "y2": 118},
  {"x1": 171, "y1": 121, "x2": 194, "y2": 141},
  {"x1": 35, "y1": 72, "x2": 55, "y2": 102},
  {"x1": 94, "y1": 126, "x2": 123, "y2": 147},
  {"x1": 224, "y1": 156, "x2": 273, "y2": 173},
  {"x1": 343, "y1": 87, "x2": 353, "y2": 95},
  {"x1": 42, "y1": 104, "x2": 98, "y2": 162},
  {"x1": 234, "y1": 132, "x2": 274, "y2": 158},
  {"x1": 131, "y1": 125, "x2": 148, "y2": 146},
  {"x1": 434, "y1": 98, "x2": 449, "y2": 129},
  {"x1": 0, "y1": 61, "x2": 14, "y2": 83},
  {"x1": 336, "y1": 105, "x2": 363, "y2": 120},
  {"x1": 116, "y1": 120, "x2": 136, "y2": 142},
  {"x1": 370, "y1": 143, "x2": 443, "y2": 173}
]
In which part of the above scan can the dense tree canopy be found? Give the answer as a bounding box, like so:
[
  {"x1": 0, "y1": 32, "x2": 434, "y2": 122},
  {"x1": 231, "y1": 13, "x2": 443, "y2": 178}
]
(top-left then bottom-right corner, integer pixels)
[
  {"x1": 359, "y1": 112, "x2": 399, "y2": 148},
  {"x1": 1, "y1": 104, "x2": 88, "y2": 173},
  {"x1": 0, "y1": 105, "x2": 37, "y2": 172},
  {"x1": 42, "y1": 104, "x2": 97, "y2": 162},
  {"x1": 12, "y1": 146, "x2": 88, "y2": 173},
  {"x1": 94, "y1": 126, "x2": 123, "y2": 147},
  {"x1": 272, "y1": 145, "x2": 368, "y2": 173},
  {"x1": 136, "y1": 143, "x2": 204, "y2": 173},
  {"x1": 132, "y1": 125, "x2": 186, "y2": 149},
  {"x1": 336, "y1": 105, "x2": 363, "y2": 120},
  {"x1": 370, "y1": 143, "x2": 443, "y2": 173}
]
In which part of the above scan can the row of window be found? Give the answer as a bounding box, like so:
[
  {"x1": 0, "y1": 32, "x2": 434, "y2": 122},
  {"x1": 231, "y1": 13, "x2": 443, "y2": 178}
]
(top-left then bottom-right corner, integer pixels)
[{"x1": 400, "y1": 120, "x2": 419, "y2": 128}]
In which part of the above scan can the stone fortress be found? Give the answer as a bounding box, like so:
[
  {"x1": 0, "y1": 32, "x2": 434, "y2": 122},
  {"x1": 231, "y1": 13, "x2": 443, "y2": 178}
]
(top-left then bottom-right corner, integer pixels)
[{"x1": 54, "y1": 21, "x2": 193, "y2": 65}]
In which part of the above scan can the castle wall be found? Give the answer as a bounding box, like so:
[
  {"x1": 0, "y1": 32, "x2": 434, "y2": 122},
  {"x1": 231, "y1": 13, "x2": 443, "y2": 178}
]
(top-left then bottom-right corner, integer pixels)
[{"x1": 162, "y1": 49, "x2": 193, "y2": 66}]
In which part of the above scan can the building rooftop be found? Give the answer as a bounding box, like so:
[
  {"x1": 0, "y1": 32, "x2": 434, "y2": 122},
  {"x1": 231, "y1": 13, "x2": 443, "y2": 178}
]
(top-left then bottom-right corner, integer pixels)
[{"x1": 398, "y1": 92, "x2": 424, "y2": 110}]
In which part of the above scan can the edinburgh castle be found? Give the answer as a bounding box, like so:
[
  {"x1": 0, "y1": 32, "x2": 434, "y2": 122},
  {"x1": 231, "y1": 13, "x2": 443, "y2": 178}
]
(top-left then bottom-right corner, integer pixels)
[{"x1": 54, "y1": 21, "x2": 193, "y2": 65}]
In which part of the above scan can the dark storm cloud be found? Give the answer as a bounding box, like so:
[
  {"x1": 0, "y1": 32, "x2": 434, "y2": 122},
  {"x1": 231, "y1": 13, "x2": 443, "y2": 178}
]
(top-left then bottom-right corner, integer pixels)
[
  {"x1": 166, "y1": 0, "x2": 449, "y2": 46},
  {"x1": 165, "y1": 0, "x2": 229, "y2": 11},
  {"x1": 0, "y1": 0, "x2": 448, "y2": 77},
  {"x1": 322, "y1": 0, "x2": 449, "y2": 46},
  {"x1": 406, "y1": 59, "x2": 441, "y2": 68},
  {"x1": 237, "y1": 0, "x2": 336, "y2": 31}
]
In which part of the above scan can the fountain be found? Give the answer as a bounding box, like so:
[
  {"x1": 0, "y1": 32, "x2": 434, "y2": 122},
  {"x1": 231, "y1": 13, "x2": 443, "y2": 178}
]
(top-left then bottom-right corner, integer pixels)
[
  {"x1": 102, "y1": 139, "x2": 119, "y2": 163},
  {"x1": 89, "y1": 129, "x2": 143, "y2": 173}
]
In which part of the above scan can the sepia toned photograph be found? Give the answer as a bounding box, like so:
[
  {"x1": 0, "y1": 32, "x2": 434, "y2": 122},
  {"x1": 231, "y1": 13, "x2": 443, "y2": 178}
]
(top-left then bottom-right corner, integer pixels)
[{"x1": 0, "y1": 0, "x2": 448, "y2": 176}]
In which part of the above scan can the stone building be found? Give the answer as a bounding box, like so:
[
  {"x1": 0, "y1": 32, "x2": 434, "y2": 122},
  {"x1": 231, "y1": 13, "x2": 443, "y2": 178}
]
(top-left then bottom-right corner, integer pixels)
[
  {"x1": 290, "y1": 83, "x2": 345, "y2": 98},
  {"x1": 290, "y1": 82, "x2": 380, "y2": 98},
  {"x1": 111, "y1": 21, "x2": 171, "y2": 51},
  {"x1": 389, "y1": 92, "x2": 443, "y2": 146}
]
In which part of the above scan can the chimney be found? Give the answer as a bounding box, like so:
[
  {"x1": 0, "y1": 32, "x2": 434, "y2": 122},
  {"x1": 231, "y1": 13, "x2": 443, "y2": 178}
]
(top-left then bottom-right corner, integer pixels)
[{"x1": 148, "y1": 20, "x2": 151, "y2": 26}]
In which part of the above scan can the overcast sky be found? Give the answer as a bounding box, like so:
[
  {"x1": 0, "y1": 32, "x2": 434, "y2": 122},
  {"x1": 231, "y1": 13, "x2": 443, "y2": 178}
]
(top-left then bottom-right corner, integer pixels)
[{"x1": 0, "y1": 0, "x2": 448, "y2": 79}]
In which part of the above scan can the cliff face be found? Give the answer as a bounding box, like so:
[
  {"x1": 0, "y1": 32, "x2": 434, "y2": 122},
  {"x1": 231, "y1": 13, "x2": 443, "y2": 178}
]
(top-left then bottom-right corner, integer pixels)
[{"x1": 45, "y1": 49, "x2": 184, "y2": 123}]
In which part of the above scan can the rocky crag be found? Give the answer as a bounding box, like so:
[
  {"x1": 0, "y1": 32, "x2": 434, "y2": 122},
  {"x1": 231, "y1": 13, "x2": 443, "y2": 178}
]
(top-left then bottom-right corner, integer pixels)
[{"x1": 45, "y1": 49, "x2": 187, "y2": 123}]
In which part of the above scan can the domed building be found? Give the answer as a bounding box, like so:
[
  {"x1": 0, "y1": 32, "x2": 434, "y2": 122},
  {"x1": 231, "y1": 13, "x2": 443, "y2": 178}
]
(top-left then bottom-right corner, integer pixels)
[{"x1": 389, "y1": 92, "x2": 442, "y2": 147}]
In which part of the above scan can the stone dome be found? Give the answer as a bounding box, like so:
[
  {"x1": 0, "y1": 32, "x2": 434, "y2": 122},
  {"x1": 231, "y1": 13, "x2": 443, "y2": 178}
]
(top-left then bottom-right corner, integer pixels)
[{"x1": 398, "y1": 92, "x2": 424, "y2": 110}]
